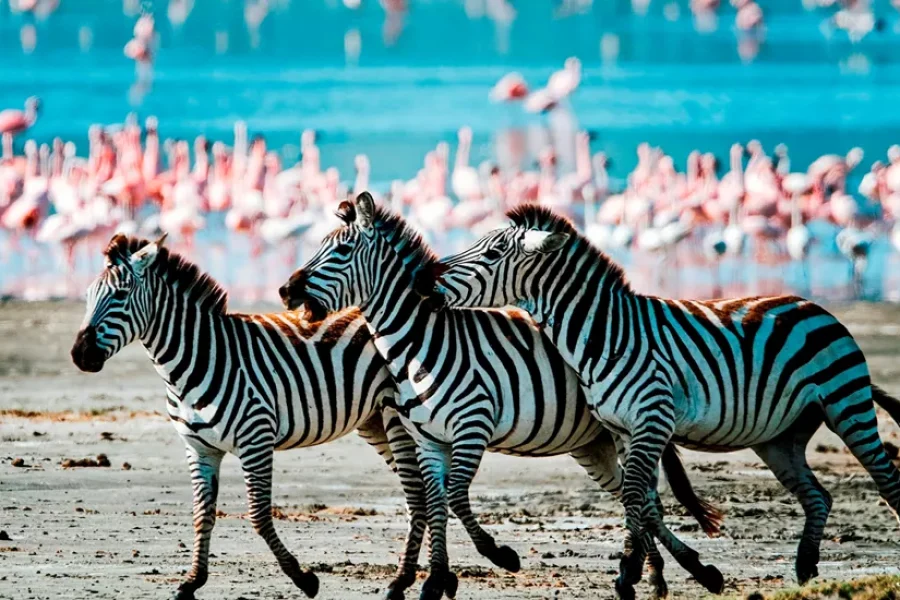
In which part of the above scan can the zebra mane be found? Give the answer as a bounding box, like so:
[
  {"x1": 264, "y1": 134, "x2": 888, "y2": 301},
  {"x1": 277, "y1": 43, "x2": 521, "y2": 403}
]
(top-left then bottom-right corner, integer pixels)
[
  {"x1": 103, "y1": 235, "x2": 229, "y2": 314},
  {"x1": 369, "y1": 204, "x2": 440, "y2": 282},
  {"x1": 505, "y1": 203, "x2": 631, "y2": 292}
]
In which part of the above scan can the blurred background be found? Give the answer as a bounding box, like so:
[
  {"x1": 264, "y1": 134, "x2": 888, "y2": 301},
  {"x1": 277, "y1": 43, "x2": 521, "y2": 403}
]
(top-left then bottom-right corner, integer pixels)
[{"x1": 2, "y1": 0, "x2": 900, "y2": 304}]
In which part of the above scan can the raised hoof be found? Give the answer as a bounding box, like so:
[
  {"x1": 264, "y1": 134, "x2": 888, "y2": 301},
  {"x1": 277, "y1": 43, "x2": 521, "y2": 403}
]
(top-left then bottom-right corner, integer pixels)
[
  {"x1": 419, "y1": 573, "x2": 445, "y2": 600},
  {"x1": 444, "y1": 571, "x2": 459, "y2": 599},
  {"x1": 487, "y1": 545, "x2": 521, "y2": 573},
  {"x1": 649, "y1": 571, "x2": 669, "y2": 600},
  {"x1": 697, "y1": 564, "x2": 724, "y2": 594},
  {"x1": 614, "y1": 577, "x2": 636, "y2": 600},
  {"x1": 292, "y1": 570, "x2": 319, "y2": 598}
]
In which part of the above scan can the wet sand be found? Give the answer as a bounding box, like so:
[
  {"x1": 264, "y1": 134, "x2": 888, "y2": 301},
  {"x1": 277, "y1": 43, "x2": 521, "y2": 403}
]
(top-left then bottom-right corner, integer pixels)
[{"x1": 3, "y1": 301, "x2": 900, "y2": 600}]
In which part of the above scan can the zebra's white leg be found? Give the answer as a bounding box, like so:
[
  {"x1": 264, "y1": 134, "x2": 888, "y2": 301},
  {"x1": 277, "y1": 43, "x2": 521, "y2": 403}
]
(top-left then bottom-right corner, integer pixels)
[
  {"x1": 416, "y1": 441, "x2": 455, "y2": 600},
  {"x1": 446, "y1": 429, "x2": 520, "y2": 573},
  {"x1": 241, "y1": 446, "x2": 319, "y2": 598},
  {"x1": 173, "y1": 446, "x2": 225, "y2": 600},
  {"x1": 753, "y1": 425, "x2": 831, "y2": 585},
  {"x1": 357, "y1": 410, "x2": 434, "y2": 600}
]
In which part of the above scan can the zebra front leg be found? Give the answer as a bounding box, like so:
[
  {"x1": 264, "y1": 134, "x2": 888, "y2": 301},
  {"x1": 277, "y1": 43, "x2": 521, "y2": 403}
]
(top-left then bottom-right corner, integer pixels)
[
  {"x1": 447, "y1": 429, "x2": 520, "y2": 573},
  {"x1": 617, "y1": 407, "x2": 675, "y2": 600},
  {"x1": 416, "y1": 441, "x2": 456, "y2": 600},
  {"x1": 570, "y1": 436, "x2": 663, "y2": 598},
  {"x1": 173, "y1": 447, "x2": 224, "y2": 600},
  {"x1": 241, "y1": 447, "x2": 319, "y2": 597},
  {"x1": 366, "y1": 410, "x2": 433, "y2": 600}
]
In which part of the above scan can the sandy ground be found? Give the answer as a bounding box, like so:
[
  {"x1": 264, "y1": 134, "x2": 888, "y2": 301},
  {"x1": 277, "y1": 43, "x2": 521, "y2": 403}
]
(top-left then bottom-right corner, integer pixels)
[{"x1": 3, "y1": 301, "x2": 900, "y2": 600}]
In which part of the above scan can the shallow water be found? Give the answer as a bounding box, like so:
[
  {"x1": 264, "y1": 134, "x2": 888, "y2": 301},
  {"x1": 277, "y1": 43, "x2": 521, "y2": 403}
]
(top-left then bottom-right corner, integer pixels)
[{"x1": 2, "y1": 0, "x2": 900, "y2": 302}]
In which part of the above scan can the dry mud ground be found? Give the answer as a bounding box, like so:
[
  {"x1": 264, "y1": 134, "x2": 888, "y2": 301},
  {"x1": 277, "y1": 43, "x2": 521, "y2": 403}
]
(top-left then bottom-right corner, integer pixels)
[{"x1": 3, "y1": 301, "x2": 900, "y2": 600}]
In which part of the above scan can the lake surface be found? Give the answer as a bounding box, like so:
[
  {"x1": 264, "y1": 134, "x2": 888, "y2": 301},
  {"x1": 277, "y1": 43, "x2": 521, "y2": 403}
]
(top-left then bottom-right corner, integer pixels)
[{"x1": 1, "y1": 0, "x2": 899, "y2": 302}]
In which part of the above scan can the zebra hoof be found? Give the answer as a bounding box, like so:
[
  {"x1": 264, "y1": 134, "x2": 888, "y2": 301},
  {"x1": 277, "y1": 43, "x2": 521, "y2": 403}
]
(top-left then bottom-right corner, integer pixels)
[
  {"x1": 418, "y1": 572, "x2": 445, "y2": 600},
  {"x1": 796, "y1": 558, "x2": 819, "y2": 585},
  {"x1": 444, "y1": 571, "x2": 459, "y2": 599},
  {"x1": 292, "y1": 570, "x2": 319, "y2": 598},
  {"x1": 487, "y1": 545, "x2": 521, "y2": 572},
  {"x1": 384, "y1": 575, "x2": 416, "y2": 600},
  {"x1": 383, "y1": 586, "x2": 404, "y2": 600},
  {"x1": 649, "y1": 571, "x2": 668, "y2": 599},
  {"x1": 697, "y1": 564, "x2": 724, "y2": 594},
  {"x1": 614, "y1": 577, "x2": 636, "y2": 600}
]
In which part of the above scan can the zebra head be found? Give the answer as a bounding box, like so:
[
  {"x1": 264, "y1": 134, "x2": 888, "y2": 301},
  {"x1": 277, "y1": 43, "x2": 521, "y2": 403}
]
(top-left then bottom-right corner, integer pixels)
[
  {"x1": 71, "y1": 234, "x2": 166, "y2": 373},
  {"x1": 435, "y1": 213, "x2": 570, "y2": 310},
  {"x1": 280, "y1": 192, "x2": 380, "y2": 320}
]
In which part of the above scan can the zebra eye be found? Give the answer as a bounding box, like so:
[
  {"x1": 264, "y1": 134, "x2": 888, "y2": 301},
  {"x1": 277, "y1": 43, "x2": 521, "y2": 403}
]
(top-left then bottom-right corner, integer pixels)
[
  {"x1": 483, "y1": 249, "x2": 502, "y2": 262},
  {"x1": 334, "y1": 243, "x2": 353, "y2": 255},
  {"x1": 112, "y1": 289, "x2": 129, "y2": 300}
]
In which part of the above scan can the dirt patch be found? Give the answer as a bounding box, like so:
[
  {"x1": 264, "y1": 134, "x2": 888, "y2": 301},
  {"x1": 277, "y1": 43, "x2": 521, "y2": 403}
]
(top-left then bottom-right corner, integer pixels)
[{"x1": 3, "y1": 301, "x2": 900, "y2": 599}]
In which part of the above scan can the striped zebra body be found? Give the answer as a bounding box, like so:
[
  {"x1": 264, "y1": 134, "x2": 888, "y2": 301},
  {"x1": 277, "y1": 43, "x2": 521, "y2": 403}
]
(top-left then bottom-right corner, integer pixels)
[
  {"x1": 434, "y1": 204, "x2": 900, "y2": 593},
  {"x1": 282, "y1": 193, "x2": 725, "y2": 600},
  {"x1": 71, "y1": 234, "x2": 430, "y2": 600}
]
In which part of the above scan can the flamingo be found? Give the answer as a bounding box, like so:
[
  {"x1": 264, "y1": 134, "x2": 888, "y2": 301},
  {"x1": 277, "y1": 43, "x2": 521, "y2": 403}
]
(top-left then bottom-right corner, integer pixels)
[
  {"x1": 836, "y1": 226, "x2": 873, "y2": 299},
  {"x1": 489, "y1": 73, "x2": 529, "y2": 103},
  {"x1": 451, "y1": 127, "x2": 481, "y2": 201},
  {"x1": 546, "y1": 57, "x2": 582, "y2": 100},
  {"x1": 0, "y1": 97, "x2": 40, "y2": 159}
]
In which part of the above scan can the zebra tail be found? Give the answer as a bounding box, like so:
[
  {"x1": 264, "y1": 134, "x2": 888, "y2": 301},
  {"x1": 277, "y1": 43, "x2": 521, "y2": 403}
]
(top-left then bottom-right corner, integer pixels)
[
  {"x1": 872, "y1": 384, "x2": 900, "y2": 426},
  {"x1": 661, "y1": 444, "x2": 724, "y2": 537}
]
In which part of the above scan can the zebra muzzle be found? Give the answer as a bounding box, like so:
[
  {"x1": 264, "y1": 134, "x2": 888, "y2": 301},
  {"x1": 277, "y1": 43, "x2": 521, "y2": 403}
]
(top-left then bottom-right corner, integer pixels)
[{"x1": 71, "y1": 326, "x2": 107, "y2": 373}]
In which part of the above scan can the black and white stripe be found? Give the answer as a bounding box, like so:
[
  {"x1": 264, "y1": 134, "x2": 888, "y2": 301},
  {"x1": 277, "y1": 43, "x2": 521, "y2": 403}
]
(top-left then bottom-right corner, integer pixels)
[
  {"x1": 435, "y1": 203, "x2": 900, "y2": 595},
  {"x1": 281, "y1": 193, "x2": 725, "y2": 600},
  {"x1": 71, "y1": 234, "x2": 428, "y2": 600}
]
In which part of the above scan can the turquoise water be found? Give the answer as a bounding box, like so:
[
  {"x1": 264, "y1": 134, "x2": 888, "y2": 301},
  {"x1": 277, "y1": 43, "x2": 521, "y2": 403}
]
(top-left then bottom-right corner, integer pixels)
[
  {"x1": 2, "y1": 0, "x2": 900, "y2": 301},
  {"x1": 3, "y1": 1, "x2": 900, "y2": 181}
]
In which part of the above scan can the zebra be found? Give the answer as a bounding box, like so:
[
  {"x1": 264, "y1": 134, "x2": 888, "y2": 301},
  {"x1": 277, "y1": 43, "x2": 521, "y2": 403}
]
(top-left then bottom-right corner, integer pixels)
[
  {"x1": 279, "y1": 192, "x2": 725, "y2": 600},
  {"x1": 70, "y1": 234, "x2": 439, "y2": 600},
  {"x1": 431, "y1": 202, "x2": 900, "y2": 597}
]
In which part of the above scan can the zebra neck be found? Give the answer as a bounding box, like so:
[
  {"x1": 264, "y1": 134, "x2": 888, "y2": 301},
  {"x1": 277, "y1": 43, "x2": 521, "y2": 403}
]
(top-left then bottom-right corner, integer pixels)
[
  {"x1": 139, "y1": 285, "x2": 222, "y2": 404},
  {"x1": 536, "y1": 260, "x2": 641, "y2": 386},
  {"x1": 358, "y1": 267, "x2": 433, "y2": 382}
]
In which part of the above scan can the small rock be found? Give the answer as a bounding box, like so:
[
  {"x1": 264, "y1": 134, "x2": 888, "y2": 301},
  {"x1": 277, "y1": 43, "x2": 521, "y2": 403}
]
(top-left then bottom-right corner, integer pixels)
[
  {"x1": 11, "y1": 458, "x2": 25, "y2": 468},
  {"x1": 122, "y1": 462, "x2": 132, "y2": 471},
  {"x1": 0, "y1": 530, "x2": 10, "y2": 541}
]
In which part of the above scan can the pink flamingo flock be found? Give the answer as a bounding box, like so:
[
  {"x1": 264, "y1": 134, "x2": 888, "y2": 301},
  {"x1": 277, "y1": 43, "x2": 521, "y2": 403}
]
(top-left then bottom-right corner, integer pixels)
[{"x1": 3, "y1": 53, "x2": 900, "y2": 302}]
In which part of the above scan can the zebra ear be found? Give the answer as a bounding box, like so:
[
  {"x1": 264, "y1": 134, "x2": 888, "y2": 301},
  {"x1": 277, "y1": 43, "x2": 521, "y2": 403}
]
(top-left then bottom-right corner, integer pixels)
[
  {"x1": 129, "y1": 240, "x2": 162, "y2": 276},
  {"x1": 356, "y1": 191, "x2": 375, "y2": 229},
  {"x1": 522, "y1": 230, "x2": 569, "y2": 253}
]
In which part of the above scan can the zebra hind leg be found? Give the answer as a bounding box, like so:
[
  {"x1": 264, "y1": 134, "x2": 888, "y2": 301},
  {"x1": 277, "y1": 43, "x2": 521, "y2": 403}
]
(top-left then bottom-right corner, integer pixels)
[
  {"x1": 823, "y1": 385, "x2": 900, "y2": 553},
  {"x1": 241, "y1": 448, "x2": 319, "y2": 597},
  {"x1": 753, "y1": 426, "x2": 831, "y2": 585}
]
